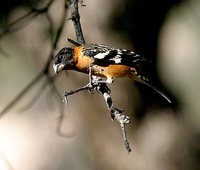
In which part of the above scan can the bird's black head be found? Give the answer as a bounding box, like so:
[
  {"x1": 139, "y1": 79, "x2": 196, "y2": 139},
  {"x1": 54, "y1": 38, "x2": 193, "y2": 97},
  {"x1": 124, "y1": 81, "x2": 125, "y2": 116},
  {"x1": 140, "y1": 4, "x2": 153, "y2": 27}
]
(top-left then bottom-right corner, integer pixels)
[{"x1": 53, "y1": 47, "x2": 74, "y2": 74}]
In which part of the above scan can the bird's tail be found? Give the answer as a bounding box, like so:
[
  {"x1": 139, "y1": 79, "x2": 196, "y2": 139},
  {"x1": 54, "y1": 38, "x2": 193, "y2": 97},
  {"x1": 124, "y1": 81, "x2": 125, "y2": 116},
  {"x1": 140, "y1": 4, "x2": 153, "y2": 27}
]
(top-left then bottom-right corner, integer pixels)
[{"x1": 131, "y1": 72, "x2": 171, "y2": 103}]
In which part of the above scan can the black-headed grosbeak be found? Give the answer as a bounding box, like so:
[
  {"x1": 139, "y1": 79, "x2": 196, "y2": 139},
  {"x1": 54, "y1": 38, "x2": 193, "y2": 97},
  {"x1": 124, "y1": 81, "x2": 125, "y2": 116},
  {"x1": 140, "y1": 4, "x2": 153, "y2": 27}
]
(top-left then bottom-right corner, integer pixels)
[{"x1": 53, "y1": 43, "x2": 171, "y2": 103}]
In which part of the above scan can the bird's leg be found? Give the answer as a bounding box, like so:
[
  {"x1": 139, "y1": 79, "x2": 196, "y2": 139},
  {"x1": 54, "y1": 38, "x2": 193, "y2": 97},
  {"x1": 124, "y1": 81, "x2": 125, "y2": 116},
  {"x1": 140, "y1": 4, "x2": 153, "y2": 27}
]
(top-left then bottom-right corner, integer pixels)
[
  {"x1": 88, "y1": 64, "x2": 114, "y2": 85},
  {"x1": 87, "y1": 64, "x2": 102, "y2": 93}
]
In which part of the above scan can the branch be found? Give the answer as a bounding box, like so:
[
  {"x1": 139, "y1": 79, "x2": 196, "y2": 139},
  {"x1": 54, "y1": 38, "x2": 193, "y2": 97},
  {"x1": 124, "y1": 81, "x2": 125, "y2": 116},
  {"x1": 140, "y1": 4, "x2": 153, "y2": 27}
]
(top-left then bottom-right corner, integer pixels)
[
  {"x1": 0, "y1": 72, "x2": 44, "y2": 117},
  {"x1": 0, "y1": 1, "x2": 68, "y2": 117},
  {"x1": 0, "y1": 0, "x2": 54, "y2": 39},
  {"x1": 97, "y1": 84, "x2": 131, "y2": 153},
  {"x1": 64, "y1": 0, "x2": 132, "y2": 153},
  {"x1": 0, "y1": 0, "x2": 54, "y2": 56},
  {"x1": 67, "y1": 0, "x2": 85, "y2": 44},
  {"x1": 63, "y1": 82, "x2": 131, "y2": 153}
]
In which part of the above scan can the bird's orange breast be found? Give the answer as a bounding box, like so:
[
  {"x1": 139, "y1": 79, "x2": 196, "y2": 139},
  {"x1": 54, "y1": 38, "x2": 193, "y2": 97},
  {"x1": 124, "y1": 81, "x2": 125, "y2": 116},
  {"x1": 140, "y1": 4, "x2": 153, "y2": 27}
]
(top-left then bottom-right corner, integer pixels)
[
  {"x1": 73, "y1": 46, "x2": 94, "y2": 71},
  {"x1": 92, "y1": 65, "x2": 132, "y2": 79}
]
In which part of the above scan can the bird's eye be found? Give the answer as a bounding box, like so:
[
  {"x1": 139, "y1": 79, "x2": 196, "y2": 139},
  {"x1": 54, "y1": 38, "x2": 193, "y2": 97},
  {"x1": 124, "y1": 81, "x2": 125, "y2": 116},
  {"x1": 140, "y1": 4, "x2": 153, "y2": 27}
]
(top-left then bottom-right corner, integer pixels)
[
  {"x1": 55, "y1": 47, "x2": 73, "y2": 64},
  {"x1": 59, "y1": 55, "x2": 64, "y2": 60},
  {"x1": 58, "y1": 52, "x2": 65, "y2": 61}
]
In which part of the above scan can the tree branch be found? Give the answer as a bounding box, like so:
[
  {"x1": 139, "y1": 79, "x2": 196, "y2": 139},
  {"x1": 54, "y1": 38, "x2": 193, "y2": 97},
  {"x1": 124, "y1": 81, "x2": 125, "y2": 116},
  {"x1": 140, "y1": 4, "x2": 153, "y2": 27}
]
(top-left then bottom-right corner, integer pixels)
[
  {"x1": 0, "y1": 1, "x2": 68, "y2": 117},
  {"x1": 67, "y1": 0, "x2": 85, "y2": 44},
  {"x1": 0, "y1": 0, "x2": 54, "y2": 39},
  {"x1": 0, "y1": 72, "x2": 44, "y2": 117},
  {"x1": 64, "y1": 0, "x2": 132, "y2": 153}
]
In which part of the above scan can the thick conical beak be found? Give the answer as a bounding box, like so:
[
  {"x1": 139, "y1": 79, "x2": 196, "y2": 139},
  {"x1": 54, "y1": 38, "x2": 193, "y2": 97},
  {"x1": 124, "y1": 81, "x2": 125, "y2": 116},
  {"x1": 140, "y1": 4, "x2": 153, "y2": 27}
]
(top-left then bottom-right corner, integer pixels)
[{"x1": 53, "y1": 63, "x2": 65, "y2": 74}]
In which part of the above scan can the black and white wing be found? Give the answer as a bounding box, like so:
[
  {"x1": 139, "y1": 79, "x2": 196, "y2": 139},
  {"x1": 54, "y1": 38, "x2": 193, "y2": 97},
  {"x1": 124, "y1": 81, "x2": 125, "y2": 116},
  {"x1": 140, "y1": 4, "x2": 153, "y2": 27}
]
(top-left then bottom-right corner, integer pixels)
[{"x1": 83, "y1": 44, "x2": 145, "y2": 66}]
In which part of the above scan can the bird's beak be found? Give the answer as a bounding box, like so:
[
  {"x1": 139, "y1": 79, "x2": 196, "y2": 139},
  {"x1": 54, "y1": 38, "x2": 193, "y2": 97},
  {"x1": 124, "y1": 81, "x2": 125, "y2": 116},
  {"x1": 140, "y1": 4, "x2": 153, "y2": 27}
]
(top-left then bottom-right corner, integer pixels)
[{"x1": 53, "y1": 63, "x2": 65, "y2": 74}]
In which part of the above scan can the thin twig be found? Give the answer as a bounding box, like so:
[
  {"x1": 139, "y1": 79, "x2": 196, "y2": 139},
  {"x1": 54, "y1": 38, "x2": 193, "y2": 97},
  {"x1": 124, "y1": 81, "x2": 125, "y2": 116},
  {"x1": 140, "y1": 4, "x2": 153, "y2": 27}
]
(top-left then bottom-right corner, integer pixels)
[
  {"x1": 0, "y1": 1, "x2": 68, "y2": 117},
  {"x1": 67, "y1": 0, "x2": 85, "y2": 44},
  {"x1": 62, "y1": 80, "x2": 132, "y2": 152},
  {"x1": 0, "y1": 0, "x2": 54, "y2": 39},
  {"x1": 19, "y1": 76, "x2": 50, "y2": 112},
  {"x1": 46, "y1": 75, "x2": 74, "y2": 137},
  {"x1": 0, "y1": 11, "x2": 36, "y2": 39},
  {"x1": 64, "y1": 0, "x2": 132, "y2": 153},
  {"x1": 0, "y1": 43, "x2": 9, "y2": 57},
  {"x1": 0, "y1": 72, "x2": 44, "y2": 117}
]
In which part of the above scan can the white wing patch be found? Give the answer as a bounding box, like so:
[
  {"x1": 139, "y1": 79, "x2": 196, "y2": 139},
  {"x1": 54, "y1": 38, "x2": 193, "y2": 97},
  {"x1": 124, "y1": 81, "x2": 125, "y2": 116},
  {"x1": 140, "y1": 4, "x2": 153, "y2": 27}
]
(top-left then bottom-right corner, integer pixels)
[
  {"x1": 117, "y1": 49, "x2": 123, "y2": 55},
  {"x1": 109, "y1": 55, "x2": 122, "y2": 64},
  {"x1": 94, "y1": 51, "x2": 110, "y2": 59}
]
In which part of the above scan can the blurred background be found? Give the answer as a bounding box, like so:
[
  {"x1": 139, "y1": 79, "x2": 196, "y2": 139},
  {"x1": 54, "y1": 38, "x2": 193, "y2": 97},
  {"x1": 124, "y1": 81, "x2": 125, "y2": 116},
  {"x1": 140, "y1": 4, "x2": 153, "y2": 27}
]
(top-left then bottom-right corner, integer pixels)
[{"x1": 0, "y1": 0, "x2": 200, "y2": 169}]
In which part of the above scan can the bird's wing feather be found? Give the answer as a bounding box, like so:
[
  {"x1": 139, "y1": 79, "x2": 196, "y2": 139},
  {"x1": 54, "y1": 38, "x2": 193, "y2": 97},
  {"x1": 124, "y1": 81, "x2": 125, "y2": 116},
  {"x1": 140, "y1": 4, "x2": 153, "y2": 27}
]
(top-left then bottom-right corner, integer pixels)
[
  {"x1": 83, "y1": 44, "x2": 171, "y2": 103},
  {"x1": 83, "y1": 44, "x2": 144, "y2": 66}
]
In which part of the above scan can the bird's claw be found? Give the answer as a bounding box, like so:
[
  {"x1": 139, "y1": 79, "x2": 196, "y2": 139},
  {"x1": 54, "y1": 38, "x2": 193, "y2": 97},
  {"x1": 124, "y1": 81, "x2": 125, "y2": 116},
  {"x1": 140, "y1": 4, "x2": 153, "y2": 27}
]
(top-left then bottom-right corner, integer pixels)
[
  {"x1": 111, "y1": 108, "x2": 124, "y2": 121},
  {"x1": 117, "y1": 114, "x2": 130, "y2": 124}
]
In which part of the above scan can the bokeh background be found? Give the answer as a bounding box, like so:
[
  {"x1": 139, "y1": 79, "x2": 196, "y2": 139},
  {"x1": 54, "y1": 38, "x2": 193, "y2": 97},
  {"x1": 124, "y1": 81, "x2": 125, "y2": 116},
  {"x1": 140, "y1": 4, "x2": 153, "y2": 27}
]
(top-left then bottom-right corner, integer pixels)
[{"x1": 0, "y1": 0, "x2": 200, "y2": 169}]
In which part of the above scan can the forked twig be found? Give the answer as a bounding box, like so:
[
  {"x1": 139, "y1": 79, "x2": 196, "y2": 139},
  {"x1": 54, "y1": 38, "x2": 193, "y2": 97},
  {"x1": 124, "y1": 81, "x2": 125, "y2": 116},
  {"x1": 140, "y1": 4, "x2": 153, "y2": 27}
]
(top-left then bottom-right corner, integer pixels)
[
  {"x1": 65, "y1": 0, "x2": 132, "y2": 152},
  {"x1": 0, "y1": 1, "x2": 68, "y2": 117},
  {"x1": 67, "y1": 0, "x2": 85, "y2": 44},
  {"x1": 63, "y1": 72, "x2": 132, "y2": 152}
]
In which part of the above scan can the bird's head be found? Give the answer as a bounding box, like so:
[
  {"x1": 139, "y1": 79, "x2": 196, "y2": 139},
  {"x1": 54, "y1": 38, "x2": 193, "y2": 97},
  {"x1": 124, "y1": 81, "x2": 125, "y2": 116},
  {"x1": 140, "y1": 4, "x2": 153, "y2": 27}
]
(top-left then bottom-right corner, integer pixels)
[{"x1": 53, "y1": 47, "x2": 74, "y2": 74}]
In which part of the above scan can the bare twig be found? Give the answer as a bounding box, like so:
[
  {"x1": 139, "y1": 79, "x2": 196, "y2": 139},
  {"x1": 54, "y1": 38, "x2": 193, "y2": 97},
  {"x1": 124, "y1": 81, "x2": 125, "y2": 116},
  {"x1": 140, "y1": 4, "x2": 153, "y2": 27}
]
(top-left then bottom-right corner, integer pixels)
[
  {"x1": 64, "y1": 0, "x2": 132, "y2": 153},
  {"x1": 0, "y1": 72, "x2": 44, "y2": 117},
  {"x1": 0, "y1": 43, "x2": 9, "y2": 57},
  {"x1": 0, "y1": 1, "x2": 68, "y2": 117},
  {"x1": 0, "y1": 11, "x2": 36, "y2": 39},
  {"x1": 19, "y1": 77, "x2": 50, "y2": 112},
  {"x1": 62, "y1": 78, "x2": 132, "y2": 152},
  {"x1": 67, "y1": 0, "x2": 85, "y2": 44},
  {"x1": 97, "y1": 84, "x2": 131, "y2": 153},
  {"x1": 0, "y1": 0, "x2": 55, "y2": 58},
  {"x1": 0, "y1": 0, "x2": 54, "y2": 39}
]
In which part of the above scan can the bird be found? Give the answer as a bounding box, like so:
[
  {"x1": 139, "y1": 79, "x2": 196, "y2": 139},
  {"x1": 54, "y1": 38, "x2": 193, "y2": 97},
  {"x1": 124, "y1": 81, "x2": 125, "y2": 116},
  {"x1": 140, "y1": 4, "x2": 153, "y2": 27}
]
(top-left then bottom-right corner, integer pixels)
[{"x1": 53, "y1": 43, "x2": 171, "y2": 103}]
